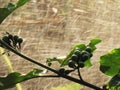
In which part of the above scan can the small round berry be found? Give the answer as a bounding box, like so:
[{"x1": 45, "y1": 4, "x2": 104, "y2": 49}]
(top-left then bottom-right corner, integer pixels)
[
  {"x1": 58, "y1": 68, "x2": 65, "y2": 74},
  {"x1": 68, "y1": 61, "x2": 76, "y2": 68},
  {"x1": 8, "y1": 34, "x2": 13, "y2": 40},
  {"x1": 85, "y1": 47, "x2": 92, "y2": 53},
  {"x1": 78, "y1": 61, "x2": 84, "y2": 68},
  {"x1": 2, "y1": 36, "x2": 10, "y2": 42},
  {"x1": 13, "y1": 35, "x2": 19, "y2": 42},
  {"x1": 17, "y1": 38, "x2": 23, "y2": 43},
  {"x1": 71, "y1": 54, "x2": 78, "y2": 62},
  {"x1": 74, "y1": 50, "x2": 82, "y2": 57},
  {"x1": 81, "y1": 54, "x2": 90, "y2": 61}
]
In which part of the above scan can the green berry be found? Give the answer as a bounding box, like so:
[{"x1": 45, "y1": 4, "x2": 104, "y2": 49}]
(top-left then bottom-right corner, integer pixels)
[
  {"x1": 58, "y1": 68, "x2": 65, "y2": 74},
  {"x1": 64, "y1": 70, "x2": 74, "y2": 75},
  {"x1": 81, "y1": 54, "x2": 90, "y2": 61},
  {"x1": 90, "y1": 53, "x2": 93, "y2": 57},
  {"x1": 13, "y1": 35, "x2": 19, "y2": 42},
  {"x1": 78, "y1": 61, "x2": 84, "y2": 68},
  {"x1": 17, "y1": 38, "x2": 23, "y2": 43},
  {"x1": 2, "y1": 36, "x2": 10, "y2": 43},
  {"x1": 68, "y1": 61, "x2": 76, "y2": 68},
  {"x1": 71, "y1": 54, "x2": 78, "y2": 62},
  {"x1": 81, "y1": 51, "x2": 89, "y2": 55},
  {"x1": 85, "y1": 47, "x2": 92, "y2": 53},
  {"x1": 8, "y1": 34, "x2": 13, "y2": 40},
  {"x1": 74, "y1": 50, "x2": 82, "y2": 57}
]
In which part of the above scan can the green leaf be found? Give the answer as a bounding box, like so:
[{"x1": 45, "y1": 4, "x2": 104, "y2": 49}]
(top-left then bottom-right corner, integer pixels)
[
  {"x1": 108, "y1": 73, "x2": 120, "y2": 90},
  {"x1": 0, "y1": 0, "x2": 29, "y2": 24},
  {"x1": 16, "y1": 0, "x2": 29, "y2": 7},
  {"x1": 0, "y1": 68, "x2": 43, "y2": 89},
  {"x1": 51, "y1": 82, "x2": 82, "y2": 90},
  {"x1": 84, "y1": 59, "x2": 92, "y2": 67},
  {"x1": 88, "y1": 38, "x2": 101, "y2": 51},
  {"x1": 100, "y1": 48, "x2": 120, "y2": 76}
]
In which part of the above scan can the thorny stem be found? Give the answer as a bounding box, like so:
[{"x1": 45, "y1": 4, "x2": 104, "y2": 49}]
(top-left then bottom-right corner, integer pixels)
[{"x1": 0, "y1": 40, "x2": 103, "y2": 90}]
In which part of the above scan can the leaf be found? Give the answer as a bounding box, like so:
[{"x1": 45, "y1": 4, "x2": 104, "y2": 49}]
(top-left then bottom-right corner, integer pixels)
[
  {"x1": 51, "y1": 82, "x2": 82, "y2": 90},
  {"x1": 0, "y1": 0, "x2": 29, "y2": 24},
  {"x1": 84, "y1": 59, "x2": 92, "y2": 67},
  {"x1": 16, "y1": 0, "x2": 29, "y2": 7},
  {"x1": 88, "y1": 38, "x2": 101, "y2": 51},
  {"x1": 0, "y1": 68, "x2": 43, "y2": 89},
  {"x1": 100, "y1": 48, "x2": 120, "y2": 76},
  {"x1": 108, "y1": 73, "x2": 120, "y2": 90}
]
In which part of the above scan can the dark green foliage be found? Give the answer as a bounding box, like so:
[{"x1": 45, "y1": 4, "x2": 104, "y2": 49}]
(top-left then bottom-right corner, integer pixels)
[
  {"x1": 0, "y1": 69, "x2": 43, "y2": 89},
  {"x1": 0, "y1": 0, "x2": 30, "y2": 24},
  {"x1": 100, "y1": 48, "x2": 120, "y2": 76}
]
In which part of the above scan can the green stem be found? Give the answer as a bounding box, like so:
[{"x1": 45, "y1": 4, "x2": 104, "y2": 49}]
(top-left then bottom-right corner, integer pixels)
[
  {"x1": 0, "y1": 40, "x2": 103, "y2": 90},
  {"x1": 0, "y1": 47, "x2": 23, "y2": 90}
]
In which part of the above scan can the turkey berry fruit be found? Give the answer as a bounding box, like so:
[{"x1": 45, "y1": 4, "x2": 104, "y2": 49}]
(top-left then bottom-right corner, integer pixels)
[
  {"x1": 81, "y1": 53, "x2": 90, "y2": 61},
  {"x1": 85, "y1": 47, "x2": 92, "y2": 53},
  {"x1": 17, "y1": 38, "x2": 23, "y2": 44},
  {"x1": 13, "y1": 35, "x2": 19, "y2": 42},
  {"x1": 68, "y1": 61, "x2": 76, "y2": 68},
  {"x1": 78, "y1": 61, "x2": 84, "y2": 68},
  {"x1": 71, "y1": 54, "x2": 78, "y2": 62},
  {"x1": 74, "y1": 50, "x2": 82, "y2": 58},
  {"x1": 58, "y1": 68, "x2": 65, "y2": 74}
]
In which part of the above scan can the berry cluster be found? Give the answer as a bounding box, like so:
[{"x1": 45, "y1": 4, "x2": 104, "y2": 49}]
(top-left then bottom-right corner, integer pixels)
[
  {"x1": 68, "y1": 47, "x2": 92, "y2": 69},
  {"x1": 58, "y1": 68, "x2": 74, "y2": 75},
  {"x1": 1, "y1": 32, "x2": 23, "y2": 50}
]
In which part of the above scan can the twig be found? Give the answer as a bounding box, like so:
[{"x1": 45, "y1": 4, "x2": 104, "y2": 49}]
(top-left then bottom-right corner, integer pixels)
[{"x1": 77, "y1": 67, "x2": 83, "y2": 81}]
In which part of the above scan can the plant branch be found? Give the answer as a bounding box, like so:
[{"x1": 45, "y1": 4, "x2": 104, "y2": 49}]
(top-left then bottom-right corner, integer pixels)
[{"x1": 0, "y1": 40, "x2": 103, "y2": 90}]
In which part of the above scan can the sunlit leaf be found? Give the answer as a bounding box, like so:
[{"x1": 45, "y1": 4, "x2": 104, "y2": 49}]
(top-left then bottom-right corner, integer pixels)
[
  {"x1": 84, "y1": 59, "x2": 92, "y2": 67},
  {"x1": 88, "y1": 38, "x2": 101, "y2": 51},
  {"x1": 16, "y1": 0, "x2": 29, "y2": 7},
  {"x1": 100, "y1": 48, "x2": 120, "y2": 76},
  {"x1": 0, "y1": 68, "x2": 43, "y2": 89}
]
